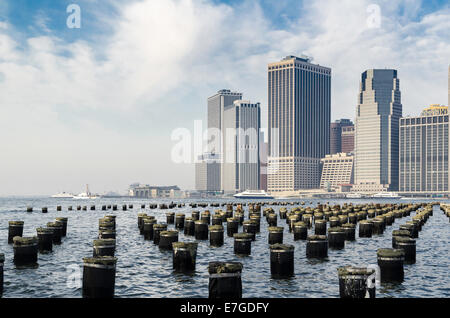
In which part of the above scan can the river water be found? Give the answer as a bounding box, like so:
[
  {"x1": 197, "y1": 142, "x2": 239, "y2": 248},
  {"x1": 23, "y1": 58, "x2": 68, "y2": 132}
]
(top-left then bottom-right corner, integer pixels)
[{"x1": 0, "y1": 197, "x2": 449, "y2": 298}]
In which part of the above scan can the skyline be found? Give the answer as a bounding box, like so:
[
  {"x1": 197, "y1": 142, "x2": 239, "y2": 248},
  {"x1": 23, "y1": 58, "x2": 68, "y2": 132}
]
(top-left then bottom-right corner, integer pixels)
[{"x1": 0, "y1": 0, "x2": 449, "y2": 195}]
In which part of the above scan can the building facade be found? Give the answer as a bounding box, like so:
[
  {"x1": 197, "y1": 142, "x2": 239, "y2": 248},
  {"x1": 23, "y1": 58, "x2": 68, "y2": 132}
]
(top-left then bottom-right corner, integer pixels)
[
  {"x1": 267, "y1": 55, "x2": 331, "y2": 192},
  {"x1": 222, "y1": 100, "x2": 261, "y2": 193},
  {"x1": 341, "y1": 125, "x2": 355, "y2": 153},
  {"x1": 399, "y1": 105, "x2": 449, "y2": 195},
  {"x1": 320, "y1": 152, "x2": 354, "y2": 190},
  {"x1": 195, "y1": 152, "x2": 221, "y2": 192},
  {"x1": 354, "y1": 69, "x2": 402, "y2": 192},
  {"x1": 259, "y1": 133, "x2": 268, "y2": 191},
  {"x1": 330, "y1": 119, "x2": 353, "y2": 154},
  {"x1": 129, "y1": 185, "x2": 183, "y2": 198}
]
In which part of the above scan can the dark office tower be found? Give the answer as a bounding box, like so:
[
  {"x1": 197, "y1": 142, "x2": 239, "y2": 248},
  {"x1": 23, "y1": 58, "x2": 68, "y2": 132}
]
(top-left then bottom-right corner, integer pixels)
[
  {"x1": 341, "y1": 125, "x2": 355, "y2": 153},
  {"x1": 354, "y1": 69, "x2": 402, "y2": 192},
  {"x1": 267, "y1": 55, "x2": 331, "y2": 192},
  {"x1": 330, "y1": 119, "x2": 353, "y2": 154}
]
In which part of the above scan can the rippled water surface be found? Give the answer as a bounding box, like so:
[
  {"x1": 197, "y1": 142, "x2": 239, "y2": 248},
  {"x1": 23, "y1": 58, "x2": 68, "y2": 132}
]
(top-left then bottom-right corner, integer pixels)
[{"x1": 0, "y1": 197, "x2": 449, "y2": 298}]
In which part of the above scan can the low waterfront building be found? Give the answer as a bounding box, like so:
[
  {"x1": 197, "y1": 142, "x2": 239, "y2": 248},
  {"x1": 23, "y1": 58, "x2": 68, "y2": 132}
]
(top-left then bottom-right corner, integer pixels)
[
  {"x1": 129, "y1": 184, "x2": 183, "y2": 198},
  {"x1": 195, "y1": 152, "x2": 221, "y2": 193},
  {"x1": 399, "y1": 105, "x2": 449, "y2": 196},
  {"x1": 320, "y1": 152, "x2": 354, "y2": 190}
]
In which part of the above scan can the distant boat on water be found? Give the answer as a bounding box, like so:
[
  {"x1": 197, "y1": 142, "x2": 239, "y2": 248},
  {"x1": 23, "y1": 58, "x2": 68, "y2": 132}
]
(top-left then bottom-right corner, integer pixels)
[
  {"x1": 73, "y1": 184, "x2": 98, "y2": 200},
  {"x1": 234, "y1": 190, "x2": 274, "y2": 199},
  {"x1": 372, "y1": 192, "x2": 402, "y2": 199},
  {"x1": 51, "y1": 192, "x2": 74, "y2": 198},
  {"x1": 346, "y1": 193, "x2": 363, "y2": 199}
]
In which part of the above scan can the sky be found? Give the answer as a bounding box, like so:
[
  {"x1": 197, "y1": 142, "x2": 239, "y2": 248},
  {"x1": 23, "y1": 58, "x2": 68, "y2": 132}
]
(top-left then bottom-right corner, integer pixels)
[{"x1": 0, "y1": 0, "x2": 449, "y2": 195}]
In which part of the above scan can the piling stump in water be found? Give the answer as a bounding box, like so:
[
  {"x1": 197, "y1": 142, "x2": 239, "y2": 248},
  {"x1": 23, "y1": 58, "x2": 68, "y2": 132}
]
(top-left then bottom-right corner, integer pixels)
[
  {"x1": 47, "y1": 222, "x2": 63, "y2": 244},
  {"x1": 194, "y1": 220, "x2": 209, "y2": 240},
  {"x1": 143, "y1": 219, "x2": 156, "y2": 240},
  {"x1": 226, "y1": 218, "x2": 239, "y2": 237},
  {"x1": 372, "y1": 219, "x2": 384, "y2": 235},
  {"x1": 36, "y1": 227, "x2": 53, "y2": 253},
  {"x1": 201, "y1": 212, "x2": 211, "y2": 225},
  {"x1": 90, "y1": 205, "x2": 95, "y2": 211},
  {"x1": 57, "y1": 206, "x2": 62, "y2": 211},
  {"x1": 55, "y1": 217, "x2": 68, "y2": 236},
  {"x1": 175, "y1": 213, "x2": 185, "y2": 229},
  {"x1": 191, "y1": 211, "x2": 200, "y2": 221},
  {"x1": 166, "y1": 212, "x2": 175, "y2": 224},
  {"x1": 13, "y1": 236, "x2": 38, "y2": 266},
  {"x1": 159, "y1": 230, "x2": 179, "y2": 250},
  {"x1": 306, "y1": 235, "x2": 328, "y2": 258},
  {"x1": 184, "y1": 217, "x2": 195, "y2": 236},
  {"x1": 99, "y1": 229, "x2": 116, "y2": 240},
  {"x1": 392, "y1": 230, "x2": 411, "y2": 248},
  {"x1": 268, "y1": 227, "x2": 284, "y2": 244},
  {"x1": 377, "y1": 248, "x2": 405, "y2": 283},
  {"x1": 342, "y1": 223, "x2": 356, "y2": 241},
  {"x1": 359, "y1": 221, "x2": 373, "y2": 238},
  {"x1": 212, "y1": 215, "x2": 223, "y2": 226},
  {"x1": 208, "y1": 262, "x2": 243, "y2": 298},
  {"x1": 270, "y1": 244, "x2": 294, "y2": 278},
  {"x1": 314, "y1": 219, "x2": 327, "y2": 235},
  {"x1": 293, "y1": 222, "x2": 308, "y2": 240},
  {"x1": 8, "y1": 221, "x2": 24, "y2": 244},
  {"x1": 242, "y1": 220, "x2": 257, "y2": 240},
  {"x1": 137, "y1": 213, "x2": 148, "y2": 233},
  {"x1": 26, "y1": 207, "x2": 33, "y2": 212},
  {"x1": 328, "y1": 227, "x2": 346, "y2": 249},
  {"x1": 82, "y1": 256, "x2": 117, "y2": 298},
  {"x1": 93, "y1": 239, "x2": 116, "y2": 257},
  {"x1": 0, "y1": 253, "x2": 3, "y2": 297},
  {"x1": 394, "y1": 237, "x2": 416, "y2": 264},
  {"x1": 337, "y1": 266, "x2": 375, "y2": 298},
  {"x1": 401, "y1": 223, "x2": 418, "y2": 238},
  {"x1": 68, "y1": 206, "x2": 73, "y2": 211},
  {"x1": 112, "y1": 205, "x2": 117, "y2": 211},
  {"x1": 77, "y1": 206, "x2": 81, "y2": 211},
  {"x1": 153, "y1": 224, "x2": 168, "y2": 245},
  {"x1": 267, "y1": 213, "x2": 277, "y2": 227},
  {"x1": 42, "y1": 207, "x2": 48, "y2": 213},
  {"x1": 233, "y1": 233, "x2": 252, "y2": 256},
  {"x1": 209, "y1": 225, "x2": 224, "y2": 247},
  {"x1": 82, "y1": 206, "x2": 87, "y2": 211},
  {"x1": 172, "y1": 242, "x2": 198, "y2": 273}
]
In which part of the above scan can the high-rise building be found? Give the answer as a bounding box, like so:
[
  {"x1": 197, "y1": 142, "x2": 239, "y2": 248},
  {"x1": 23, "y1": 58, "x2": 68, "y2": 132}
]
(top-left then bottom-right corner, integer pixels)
[
  {"x1": 320, "y1": 152, "x2": 354, "y2": 190},
  {"x1": 330, "y1": 119, "x2": 353, "y2": 154},
  {"x1": 354, "y1": 69, "x2": 402, "y2": 192},
  {"x1": 195, "y1": 153, "x2": 221, "y2": 192},
  {"x1": 399, "y1": 105, "x2": 449, "y2": 195},
  {"x1": 267, "y1": 55, "x2": 331, "y2": 192},
  {"x1": 222, "y1": 100, "x2": 260, "y2": 193},
  {"x1": 341, "y1": 125, "x2": 355, "y2": 153},
  {"x1": 259, "y1": 132, "x2": 268, "y2": 191}
]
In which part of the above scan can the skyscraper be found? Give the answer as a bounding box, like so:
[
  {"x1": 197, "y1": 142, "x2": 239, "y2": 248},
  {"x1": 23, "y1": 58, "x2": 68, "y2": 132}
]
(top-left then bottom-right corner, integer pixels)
[
  {"x1": 354, "y1": 69, "x2": 402, "y2": 192},
  {"x1": 330, "y1": 119, "x2": 353, "y2": 154},
  {"x1": 222, "y1": 100, "x2": 261, "y2": 193},
  {"x1": 399, "y1": 105, "x2": 449, "y2": 195},
  {"x1": 267, "y1": 55, "x2": 331, "y2": 192},
  {"x1": 341, "y1": 125, "x2": 355, "y2": 153}
]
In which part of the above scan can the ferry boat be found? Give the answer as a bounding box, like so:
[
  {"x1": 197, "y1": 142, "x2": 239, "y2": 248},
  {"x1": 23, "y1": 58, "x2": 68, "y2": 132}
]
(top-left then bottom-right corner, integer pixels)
[
  {"x1": 51, "y1": 192, "x2": 74, "y2": 198},
  {"x1": 346, "y1": 193, "x2": 363, "y2": 199},
  {"x1": 372, "y1": 192, "x2": 402, "y2": 199},
  {"x1": 73, "y1": 184, "x2": 99, "y2": 200},
  {"x1": 234, "y1": 190, "x2": 274, "y2": 199}
]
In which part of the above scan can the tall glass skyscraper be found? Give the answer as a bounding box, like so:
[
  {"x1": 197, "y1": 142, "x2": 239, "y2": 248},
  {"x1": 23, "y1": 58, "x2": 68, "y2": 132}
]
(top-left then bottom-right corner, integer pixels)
[
  {"x1": 354, "y1": 69, "x2": 402, "y2": 192},
  {"x1": 267, "y1": 56, "x2": 331, "y2": 192}
]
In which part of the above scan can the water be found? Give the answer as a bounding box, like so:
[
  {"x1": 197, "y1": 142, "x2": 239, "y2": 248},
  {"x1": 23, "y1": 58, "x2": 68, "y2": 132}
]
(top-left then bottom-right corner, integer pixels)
[{"x1": 0, "y1": 197, "x2": 449, "y2": 298}]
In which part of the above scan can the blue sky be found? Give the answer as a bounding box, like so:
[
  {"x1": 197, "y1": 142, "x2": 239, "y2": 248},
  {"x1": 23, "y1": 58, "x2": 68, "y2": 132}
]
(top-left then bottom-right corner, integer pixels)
[{"x1": 0, "y1": 0, "x2": 449, "y2": 195}]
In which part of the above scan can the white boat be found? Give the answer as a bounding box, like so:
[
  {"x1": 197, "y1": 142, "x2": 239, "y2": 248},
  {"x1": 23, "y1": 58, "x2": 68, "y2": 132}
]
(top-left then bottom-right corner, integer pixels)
[
  {"x1": 346, "y1": 193, "x2": 362, "y2": 199},
  {"x1": 234, "y1": 190, "x2": 274, "y2": 199},
  {"x1": 372, "y1": 192, "x2": 402, "y2": 199},
  {"x1": 51, "y1": 192, "x2": 74, "y2": 198},
  {"x1": 73, "y1": 184, "x2": 98, "y2": 200}
]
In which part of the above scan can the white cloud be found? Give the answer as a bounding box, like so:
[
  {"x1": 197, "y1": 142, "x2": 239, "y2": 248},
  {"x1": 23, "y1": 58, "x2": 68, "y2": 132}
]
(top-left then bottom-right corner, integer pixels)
[{"x1": 0, "y1": 0, "x2": 448, "y2": 195}]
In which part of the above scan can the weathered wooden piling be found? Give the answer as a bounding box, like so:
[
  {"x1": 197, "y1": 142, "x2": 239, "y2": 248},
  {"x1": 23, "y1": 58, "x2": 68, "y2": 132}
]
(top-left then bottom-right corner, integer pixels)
[
  {"x1": 394, "y1": 237, "x2": 416, "y2": 264},
  {"x1": 36, "y1": 227, "x2": 53, "y2": 253},
  {"x1": 172, "y1": 242, "x2": 198, "y2": 273},
  {"x1": 209, "y1": 225, "x2": 224, "y2": 247},
  {"x1": 342, "y1": 223, "x2": 356, "y2": 241},
  {"x1": 359, "y1": 220, "x2": 373, "y2": 238},
  {"x1": 55, "y1": 217, "x2": 68, "y2": 236},
  {"x1": 337, "y1": 266, "x2": 375, "y2": 298},
  {"x1": 159, "y1": 230, "x2": 179, "y2": 250},
  {"x1": 0, "y1": 253, "x2": 3, "y2": 297},
  {"x1": 377, "y1": 248, "x2": 405, "y2": 283},
  {"x1": 194, "y1": 220, "x2": 209, "y2": 240},
  {"x1": 99, "y1": 229, "x2": 116, "y2": 240},
  {"x1": 82, "y1": 256, "x2": 117, "y2": 298},
  {"x1": 26, "y1": 207, "x2": 33, "y2": 212},
  {"x1": 8, "y1": 221, "x2": 24, "y2": 244},
  {"x1": 93, "y1": 239, "x2": 116, "y2": 257},
  {"x1": 143, "y1": 218, "x2": 157, "y2": 240},
  {"x1": 191, "y1": 211, "x2": 200, "y2": 221},
  {"x1": 184, "y1": 217, "x2": 195, "y2": 236},
  {"x1": 268, "y1": 227, "x2": 284, "y2": 244},
  {"x1": 392, "y1": 230, "x2": 411, "y2": 248},
  {"x1": 270, "y1": 244, "x2": 294, "y2": 278},
  {"x1": 314, "y1": 219, "x2": 327, "y2": 235},
  {"x1": 233, "y1": 233, "x2": 253, "y2": 256},
  {"x1": 328, "y1": 227, "x2": 346, "y2": 249},
  {"x1": 47, "y1": 222, "x2": 63, "y2": 244},
  {"x1": 42, "y1": 207, "x2": 48, "y2": 213},
  {"x1": 166, "y1": 212, "x2": 175, "y2": 224},
  {"x1": 306, "y1": 235, "x2": 328, "y2": 258},
  {"x1": 226, "y1": 218, "x2": 239, "y2": 237},
  {"x1": 242, "y1": 220, "x2": 257, "y2": 240},
  {"x1": 208, "y1": 262, "x2": 243, "y2": 298},
  {"x1": 175, "y1": 213, "x2": 185, "y2": 229},
  {"x1": 13, "y1": 236, "x2": 38, "y2": 266},
  {"x1": 153, "y1": 224, "x2": 168, "y2": 245},
  {"x1": 293, "y1": 222, "x2": 308, "y2": 240},
  {"x1": 57, "y1": 206, "x2": 62, "y2": 211}
]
